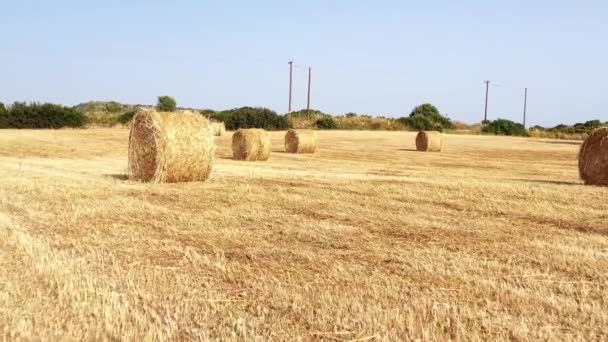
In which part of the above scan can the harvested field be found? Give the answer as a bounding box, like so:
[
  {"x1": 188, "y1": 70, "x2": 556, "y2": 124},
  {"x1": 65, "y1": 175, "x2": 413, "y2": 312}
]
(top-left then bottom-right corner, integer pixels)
[{"x1": 0, "y1": 129, "x2": 606, "y2": 340}]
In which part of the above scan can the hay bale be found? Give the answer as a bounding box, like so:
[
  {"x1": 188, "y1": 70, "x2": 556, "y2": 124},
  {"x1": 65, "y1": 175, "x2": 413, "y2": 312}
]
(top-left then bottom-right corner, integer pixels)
[
  {"x1": 416, "y1": 131, "x2": 443, "y2": 152},
  {"x1": 578, "y1": 128, "x2": 608, "y2": 186},
  {"x1": 211, "y1": 121, "x2": 226, "y2": 136},
  {"x1": 231, "y1": 129, "x2": 271, "y2": 161},
  {"x1": 128, "y1": 109, "x2": 214, "y2": 183},
  {"x1": 285, "y1": 129, "x2": 317, "y2": 153}
]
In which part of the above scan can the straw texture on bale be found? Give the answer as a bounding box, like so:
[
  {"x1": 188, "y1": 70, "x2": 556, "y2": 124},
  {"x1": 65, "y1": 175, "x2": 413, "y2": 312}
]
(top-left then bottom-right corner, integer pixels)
[
  {"x1": 416, "y1": 131, "x2": 443, "y2": 152},
  {"x1": 285, "y1": 129, "x2": 318, "y2": 153},
  {"x1": 232, "y1": 129, "x2": 271, "y2": 161},
  {"x1": 128, "y1": 110, "x2": 214, "y2": 183},
  {"x1": 211, "y1": 121, "x2": 226, "y2": 136},
  {"x1": 578, "y1": 128, "x2": 608, "y2": 186}
]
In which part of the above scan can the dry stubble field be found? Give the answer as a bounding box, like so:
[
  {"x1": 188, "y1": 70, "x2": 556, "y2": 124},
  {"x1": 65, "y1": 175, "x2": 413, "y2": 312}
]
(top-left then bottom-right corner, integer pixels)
[{"x1": 0, "y1": 129, "x2": 607, "y2": 341}]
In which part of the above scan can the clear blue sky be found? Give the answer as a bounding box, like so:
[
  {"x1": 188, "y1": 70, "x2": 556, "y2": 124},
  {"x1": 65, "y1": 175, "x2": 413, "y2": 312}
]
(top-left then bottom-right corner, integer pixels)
[{"x1": 1, "y1": 0, "x2": 606, "y2": 126}]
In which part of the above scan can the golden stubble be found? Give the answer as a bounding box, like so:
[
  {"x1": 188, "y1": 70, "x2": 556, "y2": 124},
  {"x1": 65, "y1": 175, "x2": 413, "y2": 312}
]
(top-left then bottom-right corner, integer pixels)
[{"x1": 0, "y1": 129, "x2": 606, "y2": 340}]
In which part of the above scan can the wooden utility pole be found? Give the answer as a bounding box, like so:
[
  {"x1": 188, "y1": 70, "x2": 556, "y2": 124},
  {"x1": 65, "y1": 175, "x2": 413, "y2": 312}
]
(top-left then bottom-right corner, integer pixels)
[
  {"x1": 288, "y1": 61, "x2": 293, "y2": 112},
  {"x1": 307, "y1": 67, "x2": 312, "y2": 112},
  {"x1": 523, "y1": 87, "x2": 528, "y2": 128},
  {"x1": 483, "y1": 80, "x2": 490, "y2": 123}
]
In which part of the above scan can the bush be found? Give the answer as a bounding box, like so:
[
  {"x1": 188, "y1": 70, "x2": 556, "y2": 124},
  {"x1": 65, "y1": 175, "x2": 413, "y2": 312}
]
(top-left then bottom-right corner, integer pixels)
[
  {"x1": 104, "y1": 101, "x2": 125, "y2": 113},
  {"x1": 1, "y1": 102, "x2": 87, "y2": 128},
  {"x1": 157, "y1": 96, "x2": 177, "y2": 112},
  {"x1": 0, "y1": 102, "x2": 7, "y2": 128},
  {"x1": 316, "y1": 117, "x2": 337, "y2": 129},
  {"x1": 482, "y1": 118, "x2": 528, "y2": 136},
  {"x1": 397, "y1": 103, "x2": 452, "y2": 132},
  {"x1": 287, "y1": 109, "x2": 329, "y2": 118},
  {"x1": 286, "y1": 109, "x2": 329, "y2": 129},
  {"x1": 115, "y1": 110, "x2": 137, "y2": 125},
  {"x1": 451, "y1": 120, "x2": 471, "y2": 130},
  {"x1": 213, "y1": 107, "x2": 290, "y2": 130},
  {"x1": 199, "y1": 109, "x2": 216, "y2": 118},
  {"x1": 334, "y1": 114, "x2": 407, "y2": 131},
  {"x1": 398, "y1": 115, "x2": 442, "y2": 131},
  {"x1": 530, "y1": 125, "x2": 546, "y2": 131}
]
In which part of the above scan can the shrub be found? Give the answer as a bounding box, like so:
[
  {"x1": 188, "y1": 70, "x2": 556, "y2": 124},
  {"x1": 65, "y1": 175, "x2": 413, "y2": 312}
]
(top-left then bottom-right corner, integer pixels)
[
  {"x1": 116, "y1": 110, "x2": 137, "y2": 125},
  {"x1": 157, "y1": 96, "x2": 177, "y2": 112},
  {"x1": 530, "y1": 125, "x2": 546, "y2": 131},
  {"x1": 104, "y1": 101, "x2": 125, "y2": 113},
  {"x1": 334, "y1": 114, "x2": 407, "y2": 131},
  {"x1": 273, "y1": 115, "x2": 290, "y2": 130},
  {"x1": 214, "y1": 107, "x2": 290, "y2": 130},
  {"x1": 451, "y1": 120, "x2": 471, "y2": 130},
  {"x1": 397, "y1": 103, "x2": 452, "y2": 132},
  {"x1": 316, "y1": 117, "x2": 337, "y2": 129},
  {"x1": 584, "y1": 120, "x2": 602, "y2": 129},
  {"x1": 199, "y1": 109, "x2": 216, "y2": 118},
  {"x1": 398, "y1": 115, "x2": 443, "y2": 132},
  {"x1": 2, "y1": 102, "x2": 87, "y2": 128},
  {"x1": 287, "y1": 109, "x2": 329, "y2": 118},
  {"x1": 482, "y1": 118, "x2": 528, "y2": 136},
  {"x1": 0, "y1": 102, "x2": 7, "y2": 128}
]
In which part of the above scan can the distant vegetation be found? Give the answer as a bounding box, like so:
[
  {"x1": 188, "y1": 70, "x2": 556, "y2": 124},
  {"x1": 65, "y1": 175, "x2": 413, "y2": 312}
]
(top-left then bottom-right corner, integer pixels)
[
  {"x1": 482, "y1": 119, "x2": 528, "y2": 136},
  {"x1": 529, "y1": 120, "x2": 607, "y2": 140},
  {"x1": 209, "y1": 107, "x2": 290, "y2": 130},
  {"x1": 157, "y1": 96, "x2": 177, "y2": 112},
  {"x1": 0, "y1": 102, "x2": 86, "y2": 128},
  {"x1": 397, "y1": 103, "x2": 453, "y2": 132},
  {"x1": 2, "y1": 98, "x2": 605, "y2": 139},
  {"x1": 315, "y1": 116, "x2": 338, "y2": 129},
  {"x1": 115, "y1": 110, "x2": 137, "y2": 125}
]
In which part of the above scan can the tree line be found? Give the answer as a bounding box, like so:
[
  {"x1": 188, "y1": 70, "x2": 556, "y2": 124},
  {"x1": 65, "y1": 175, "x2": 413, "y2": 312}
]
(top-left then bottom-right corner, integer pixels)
[{"x1": 1, "y1": 96, "x2": 605, "y2": 137}]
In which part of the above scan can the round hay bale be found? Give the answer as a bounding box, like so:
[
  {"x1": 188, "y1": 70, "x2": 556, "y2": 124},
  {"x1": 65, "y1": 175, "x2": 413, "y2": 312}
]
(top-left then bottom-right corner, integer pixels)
[
  {"x1": 285, "y1": 129, "x2": 317, "y2": 153},
  {"x1": 231, "y1": 129, "x2": 271, "y2": 161},
  {"x1": 416, "y1": 131, "x2": 443, "y2": 152},
  {"x1": 578, "y1": 127, "x2": 608, "y2": 186},
  {"x1": 128, "y1": 110, "x2": 214, "y2": 183},
  {"x1": 211, "y1": 122, "x2": 226, "y2": 136}
]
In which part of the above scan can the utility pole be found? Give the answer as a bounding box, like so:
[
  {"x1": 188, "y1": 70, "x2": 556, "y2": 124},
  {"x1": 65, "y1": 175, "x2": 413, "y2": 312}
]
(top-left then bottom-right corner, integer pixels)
[
  {"x1": 288, "y1": 61, "x2": 293, "y2": 112},
  {"x1": 307, "y1": 67, "x2": 312, "y2": 113},
  {"x1": 523, "y1": 87, "x2": 528, "y2": 128},
  {"x1": 483, "y1": 80, "x2": 490, "y2": 123}
]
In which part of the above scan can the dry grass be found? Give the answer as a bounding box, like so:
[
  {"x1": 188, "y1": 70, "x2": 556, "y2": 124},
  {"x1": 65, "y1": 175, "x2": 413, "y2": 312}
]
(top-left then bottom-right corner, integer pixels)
[{"x1": 0, "y1": 129, "x2": 606, "y2": 340}]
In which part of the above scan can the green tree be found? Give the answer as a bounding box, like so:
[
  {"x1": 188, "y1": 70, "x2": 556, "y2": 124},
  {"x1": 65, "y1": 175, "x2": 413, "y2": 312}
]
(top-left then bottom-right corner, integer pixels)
[
  {"x1": 482, "y1": 118, "x2": 528, "y2": 136},
  {"x1": 0, "y1": 102, "x2": 8, "y2": 128},
  {"x1": 397, "y1": 103, "x2": 452, "y2": 132},
  {"x1": 214, "y1": 107, "x2": 290, "y2": 130},
  {"x1": 157, "y1": 96, "x2": 177, "y2": 112},
  {"x1": 584, "y1": 120, "x2": 602, "y2": 129},
  {"x1": 2, "y1": 102, "x2": 86, "y2": 128}
]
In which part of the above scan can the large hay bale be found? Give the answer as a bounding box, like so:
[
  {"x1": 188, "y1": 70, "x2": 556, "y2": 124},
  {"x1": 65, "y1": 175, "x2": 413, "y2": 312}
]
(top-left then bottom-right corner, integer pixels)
[
  {"x1": 416, "y1": 131, "x2": 443, "y2": 152},
  {"x1": 285, "y1": 129, "x2": 317, "y2": 153},
  {"x1": 211, "y1": 122, "x2": 226, "y2": 136},
  {"x1": 578, "y1": 128, "x2": 608, "y2": 186},
  {"x1": 128, "y1": 110, "x2": 214, "y2": 183},
  {"x1": 231, "y1": 129, "x2": 271, "y2": 161}
]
